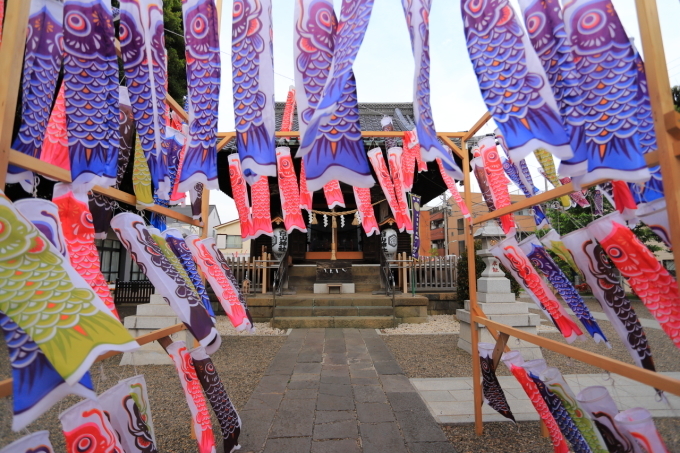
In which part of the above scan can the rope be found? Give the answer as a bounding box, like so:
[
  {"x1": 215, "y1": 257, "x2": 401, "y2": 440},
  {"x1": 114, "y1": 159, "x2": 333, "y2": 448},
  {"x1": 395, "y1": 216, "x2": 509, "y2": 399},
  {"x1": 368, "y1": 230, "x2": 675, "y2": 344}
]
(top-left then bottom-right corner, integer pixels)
[{"x1": 311, "y1": 199, "x2": 386, "y2": 216}]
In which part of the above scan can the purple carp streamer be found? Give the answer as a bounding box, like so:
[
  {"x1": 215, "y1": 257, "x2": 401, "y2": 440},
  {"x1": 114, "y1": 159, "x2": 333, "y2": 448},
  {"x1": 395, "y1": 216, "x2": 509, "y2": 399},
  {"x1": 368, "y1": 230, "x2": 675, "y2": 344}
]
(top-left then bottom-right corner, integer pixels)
[
  {"x1": 119, "y1": 0, "x2": 170, "y2": 198},
  {"x1": 561, "y1": 228, "x2": 655, "y2": 373},
  {"x1": 523, "y1": 360, "x2": 592, "y2": 453},
  {"x1": 0, "y1": 431, "x2": 54, "y2": 453},
  {"x1": 479, "y1": 343, "x2": 516, "y2": 423},
  {"x1": 298, "y1": 0, "x2": 375, "y2": 156},
  {"x1": 402, "y1": 0, "x2": 462, "y2": 179},
  {"x1": 180, "y1": 0, "x2": 220, "y2": 193},
  {"x1": 519, "y1": 235, "x2": 608, "y2": 345},
  {"x1": 231, "y1": 0, "x2": 274, "y2": 184},
  {"x1": 558, "y1": 0, "x2": 650, "y2": 187},
  {"x1": 461, "y1": 0, "x2": 572, "y2": 163},
  {"x1": 191, "y1": 347, "x2": 242, "y2": 453},
  {"x1": 8, "y1": 0, "x2": 64, "y2": 193},
  {"x1": 89, "y1": 86, "x2": 135, "y2": 238},
  {"x1": 293, "y1": 0, "x2": 374, "y2": 192},
  {"x1": 63, "y1": 0, "x2": 120, "y2": 190}
]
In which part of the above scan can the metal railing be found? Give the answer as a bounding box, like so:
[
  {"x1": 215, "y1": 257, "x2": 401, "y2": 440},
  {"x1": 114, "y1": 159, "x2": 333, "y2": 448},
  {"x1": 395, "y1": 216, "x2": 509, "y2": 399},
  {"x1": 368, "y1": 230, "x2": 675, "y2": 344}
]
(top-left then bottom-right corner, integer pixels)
[{"x1": 379, "y1": 249, "x2": 397, "y2": 307}]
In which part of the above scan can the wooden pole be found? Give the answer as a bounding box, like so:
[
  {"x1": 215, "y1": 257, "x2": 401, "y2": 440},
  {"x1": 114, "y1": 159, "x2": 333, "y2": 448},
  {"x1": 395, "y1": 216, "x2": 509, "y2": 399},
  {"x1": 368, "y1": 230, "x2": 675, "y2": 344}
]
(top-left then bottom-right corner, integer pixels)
[
  {"x1": 634, "y1": 0, "x2": 680, "y2": 292},
  {"x1": 331, "y1": 215, "x2": 337, "y2": 260},
  {"x1": 0, "y1": 0, "x2": 31, "y2": 189},
  {"x1": 462, "y1": 139, "x2": 484, "y2": 435}
]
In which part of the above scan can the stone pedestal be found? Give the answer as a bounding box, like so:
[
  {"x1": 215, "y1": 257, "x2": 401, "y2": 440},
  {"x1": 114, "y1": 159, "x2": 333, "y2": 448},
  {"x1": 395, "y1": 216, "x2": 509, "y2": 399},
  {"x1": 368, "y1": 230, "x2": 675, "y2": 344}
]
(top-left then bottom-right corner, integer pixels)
[
  {"x1": 457, "y1": 242, "x2": 543, "y2": 360},
  {"x1": 120, "y1": 294, "x2": 194, "y2": 365}
]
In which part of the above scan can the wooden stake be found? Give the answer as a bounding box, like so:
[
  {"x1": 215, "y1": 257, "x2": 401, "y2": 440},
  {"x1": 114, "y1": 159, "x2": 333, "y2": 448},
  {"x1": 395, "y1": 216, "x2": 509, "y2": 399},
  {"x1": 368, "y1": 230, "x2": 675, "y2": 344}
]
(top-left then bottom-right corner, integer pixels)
[{"x1": 0, "y1": 0, "x2": 31, "y2": 189}]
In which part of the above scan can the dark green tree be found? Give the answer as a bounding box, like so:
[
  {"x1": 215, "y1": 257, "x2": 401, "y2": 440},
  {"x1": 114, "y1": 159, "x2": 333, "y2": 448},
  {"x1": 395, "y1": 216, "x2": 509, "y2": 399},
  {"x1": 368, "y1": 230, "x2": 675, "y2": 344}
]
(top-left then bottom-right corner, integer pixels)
[
  {"x1": 456, "y1": 240, "x2": 520, "y2": 305},
  {"x1": 111, "y1": 0, "x2": 187, "y2": 101},
  {"x1": 673, "y1": 85, "x2": 680, "y2": 113}
]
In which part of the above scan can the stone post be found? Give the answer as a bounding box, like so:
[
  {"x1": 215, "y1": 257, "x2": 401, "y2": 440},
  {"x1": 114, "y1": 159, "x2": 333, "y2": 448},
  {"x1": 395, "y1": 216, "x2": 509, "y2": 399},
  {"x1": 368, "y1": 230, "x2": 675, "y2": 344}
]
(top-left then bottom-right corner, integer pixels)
[{"x1": 456, "y1": 222, "x2": 542, "y2": 360}]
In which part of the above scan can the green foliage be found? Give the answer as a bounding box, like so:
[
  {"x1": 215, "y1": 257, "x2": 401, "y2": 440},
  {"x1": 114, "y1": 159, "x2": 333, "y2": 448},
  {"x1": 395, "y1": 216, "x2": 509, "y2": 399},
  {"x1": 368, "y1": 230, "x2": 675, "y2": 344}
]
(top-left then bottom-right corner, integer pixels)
[
  {"x1": 673, "y1": 86, "x2": 680, "y2": 113},
  {"x1": 111, "y1": 0, "x2": 187, "y2": 101},
  {"x1": 429, "y1": 247, "x2": 439, "y2": 257},
  {"x1": 542, "y1": 200, "x2": 663, "y2": 253},
  {"x1": 456, "y1": 240, "x2": 520, "y2": 305}
]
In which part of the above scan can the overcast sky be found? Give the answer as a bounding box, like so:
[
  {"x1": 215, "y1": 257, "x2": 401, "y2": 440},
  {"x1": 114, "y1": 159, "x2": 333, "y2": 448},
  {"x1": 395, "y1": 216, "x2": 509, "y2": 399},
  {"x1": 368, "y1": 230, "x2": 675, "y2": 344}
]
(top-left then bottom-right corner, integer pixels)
[{"x1": 210, "y1": 0, "x2": 680, "y2": 224}]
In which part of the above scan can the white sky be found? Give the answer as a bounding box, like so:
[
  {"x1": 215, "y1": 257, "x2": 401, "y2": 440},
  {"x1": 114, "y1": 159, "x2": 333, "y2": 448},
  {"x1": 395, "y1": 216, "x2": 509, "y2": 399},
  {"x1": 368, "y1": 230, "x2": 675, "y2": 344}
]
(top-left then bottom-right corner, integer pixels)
[{"x1": 210, "y1": 0, "x2": 680, "y2": 223}]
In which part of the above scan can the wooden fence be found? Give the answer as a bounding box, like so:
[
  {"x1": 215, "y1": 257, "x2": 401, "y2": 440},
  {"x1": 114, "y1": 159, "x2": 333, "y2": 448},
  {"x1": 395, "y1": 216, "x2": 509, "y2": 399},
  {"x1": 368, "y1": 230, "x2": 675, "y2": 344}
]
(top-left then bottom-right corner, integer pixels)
[
  {"x1": 225, "y1": 253, "x2": 278, "y2": 294},
  {"x1": 113, "y1": 279, "x2": 155, "y2": 304},
  {"x1": 392, "y1": 253, "x2": 458, "y2": 293}
]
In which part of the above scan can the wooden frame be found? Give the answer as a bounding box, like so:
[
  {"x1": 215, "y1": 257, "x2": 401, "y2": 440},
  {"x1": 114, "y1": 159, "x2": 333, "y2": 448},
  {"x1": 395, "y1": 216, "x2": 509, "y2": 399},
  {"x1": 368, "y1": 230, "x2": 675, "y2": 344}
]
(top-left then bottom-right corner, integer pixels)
[{"x1": 462, "y1": 0, "x2": 680, "y2": 436}]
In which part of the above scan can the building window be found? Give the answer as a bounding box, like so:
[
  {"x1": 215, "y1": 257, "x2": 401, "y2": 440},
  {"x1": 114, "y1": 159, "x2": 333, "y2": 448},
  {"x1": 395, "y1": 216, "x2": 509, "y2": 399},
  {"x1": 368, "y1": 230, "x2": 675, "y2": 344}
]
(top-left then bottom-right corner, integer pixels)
[
  {"x1": 457, "y1": 218, "x2": 464, "y2": 234},
  {"x1": 218, "y1": 234, "x2": 243, "y2": 249},
  {"x1": 517, "y1": 209, "x2": 533, "y2": 216},
  {"x1": 663, "y1": 260, "x2": 676, "y2": 277},
  {"x1": 129, "y1": 259, "x2": 148, "y2": 281},
  {"x1": 96, "y1": 239, "x2": 121, "y2": 283}
]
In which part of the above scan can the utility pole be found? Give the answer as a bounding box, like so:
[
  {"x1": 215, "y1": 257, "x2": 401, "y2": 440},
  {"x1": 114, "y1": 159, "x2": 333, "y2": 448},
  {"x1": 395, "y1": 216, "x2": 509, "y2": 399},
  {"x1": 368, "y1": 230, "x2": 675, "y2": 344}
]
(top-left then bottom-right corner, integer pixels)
[{"x1": 443, "y1": 193, "x2": 450, "y2": 256}]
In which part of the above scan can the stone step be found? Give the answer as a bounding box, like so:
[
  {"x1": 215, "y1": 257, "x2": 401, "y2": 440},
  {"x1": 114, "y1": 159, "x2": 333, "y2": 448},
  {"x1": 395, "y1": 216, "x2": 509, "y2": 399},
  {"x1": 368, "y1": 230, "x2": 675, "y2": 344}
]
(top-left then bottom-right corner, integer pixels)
[
  {"x1": 271, "y1": 316, "x2": 395, "y2": 329},
  {"x1": 273, "y1": 305, "x2": 393, "y2": 317},
  {"x1": 264, "y1": 296, "x2": 393, "y2": 307}
]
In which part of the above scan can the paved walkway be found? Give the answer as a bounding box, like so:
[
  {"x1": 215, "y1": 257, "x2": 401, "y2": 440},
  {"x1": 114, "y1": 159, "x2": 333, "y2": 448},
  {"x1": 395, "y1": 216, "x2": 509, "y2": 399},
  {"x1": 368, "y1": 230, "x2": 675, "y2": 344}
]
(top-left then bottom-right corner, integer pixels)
[
  {"x1": 412, "y1": 372, "x2": 680, "y2": 424},
  {"x1": 238, "y1": 328, "x2": 456, "y2": 453}
]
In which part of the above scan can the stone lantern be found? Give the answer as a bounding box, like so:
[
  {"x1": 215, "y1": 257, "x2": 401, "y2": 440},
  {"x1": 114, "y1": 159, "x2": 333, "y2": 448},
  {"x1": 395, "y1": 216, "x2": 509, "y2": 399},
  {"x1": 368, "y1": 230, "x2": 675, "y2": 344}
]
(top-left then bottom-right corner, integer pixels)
[{"x1": 456, "y1": 221, "x2": 542, "y2": 359}]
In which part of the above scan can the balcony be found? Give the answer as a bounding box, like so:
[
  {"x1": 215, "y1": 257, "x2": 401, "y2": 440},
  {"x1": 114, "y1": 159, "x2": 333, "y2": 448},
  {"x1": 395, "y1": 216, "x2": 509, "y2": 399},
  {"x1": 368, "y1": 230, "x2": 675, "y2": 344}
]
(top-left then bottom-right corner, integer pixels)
[{"x1": 430, "y1": 227, "x2": 445, "y2": 241}]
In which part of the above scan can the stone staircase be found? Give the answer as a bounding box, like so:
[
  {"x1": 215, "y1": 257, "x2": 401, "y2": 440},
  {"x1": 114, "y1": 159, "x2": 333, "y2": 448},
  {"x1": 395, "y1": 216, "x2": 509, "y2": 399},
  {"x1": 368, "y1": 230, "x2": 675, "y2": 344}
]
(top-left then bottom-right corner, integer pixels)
[{"x1": 287, "y1": 264, "x2": 384, "y2": 293}]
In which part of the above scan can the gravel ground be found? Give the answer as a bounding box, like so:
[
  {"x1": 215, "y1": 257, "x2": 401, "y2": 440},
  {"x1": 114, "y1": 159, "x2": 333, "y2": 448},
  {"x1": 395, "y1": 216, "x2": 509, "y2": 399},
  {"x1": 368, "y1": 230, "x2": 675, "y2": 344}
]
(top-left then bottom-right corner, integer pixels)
[{"x1": 0, "y1": 335, "x2": 286, "y2": 452}]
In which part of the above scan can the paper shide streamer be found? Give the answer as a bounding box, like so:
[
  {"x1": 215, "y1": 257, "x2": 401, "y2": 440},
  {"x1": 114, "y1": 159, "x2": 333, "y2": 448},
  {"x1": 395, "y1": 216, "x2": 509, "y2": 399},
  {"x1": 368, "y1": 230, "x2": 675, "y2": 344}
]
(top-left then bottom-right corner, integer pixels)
[
  {"x1": 402, "y1": 0, "x2": 463, "y2": 180},
  {"x1": 63, "y1": 0, "x2": 120, "y2": 190},
  {"x1": 9, "y1": 0, "x2": 64, "y2": 192},
  {"x1": 294, "y1": 0, "x2": 374, "y2": 192},
  {"x1": 232, "y1": 0, "x2": 275, "y2": 184},
  {"x1": 461, "y1": 0, "x2": 572, "y2": 164}
]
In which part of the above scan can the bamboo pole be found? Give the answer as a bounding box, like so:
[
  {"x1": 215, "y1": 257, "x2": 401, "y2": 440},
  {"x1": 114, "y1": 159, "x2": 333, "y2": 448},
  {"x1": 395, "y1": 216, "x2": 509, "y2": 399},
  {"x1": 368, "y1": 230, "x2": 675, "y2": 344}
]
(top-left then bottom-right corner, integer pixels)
[
  {"x1": 634, "y1": 0, "x2": 680, "y2": 293},
  {"x1": 0, "y1": 0, "x2": 31, "y2": 189},
  {"x1": 462, "y1": 139, "x2": 484, "y2": 435}
]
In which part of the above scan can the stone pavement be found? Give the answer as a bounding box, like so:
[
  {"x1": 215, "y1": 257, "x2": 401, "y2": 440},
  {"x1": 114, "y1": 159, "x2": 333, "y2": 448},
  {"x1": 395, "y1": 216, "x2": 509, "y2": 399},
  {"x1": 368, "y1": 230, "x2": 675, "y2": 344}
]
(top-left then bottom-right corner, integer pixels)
[
  {"x1": 238, "y1": 328, "x2": 456, "y2": 453},
  {"x1": 412, "y1": 372, "x2": 680, "y2": 424}
]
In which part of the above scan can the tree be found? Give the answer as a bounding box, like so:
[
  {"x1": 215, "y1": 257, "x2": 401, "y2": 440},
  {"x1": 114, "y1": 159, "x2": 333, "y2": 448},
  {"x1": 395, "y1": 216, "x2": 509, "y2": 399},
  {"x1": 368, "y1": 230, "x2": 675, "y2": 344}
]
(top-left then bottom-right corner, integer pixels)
[
  {"x1": 456, "y1": 240, "x2": 520, "y2": 305},
  {"x1": 673, "y1": 86, "x2": 680, "y2": 113},
  {"x1": 540, "y1": 200, "x2": 663, "y2": 253},
  {"x1": 111, "y1": 0, "x2": 188, "y2": 102}
]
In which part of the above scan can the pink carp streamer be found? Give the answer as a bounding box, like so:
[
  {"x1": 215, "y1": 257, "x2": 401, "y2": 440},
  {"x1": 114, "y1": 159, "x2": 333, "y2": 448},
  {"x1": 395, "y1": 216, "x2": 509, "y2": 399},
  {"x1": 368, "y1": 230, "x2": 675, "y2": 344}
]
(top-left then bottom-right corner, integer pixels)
[
  {"x1": 471, "y1": 146, "x2": 496, "y2": 213},
  {"x1": 251, "y1": 176, "x2": 273, "y2": 238},
  {"x1": 479, "y1": 136, "x2": 514, "y2": 235},
  {"x1": 492, "y1": 237, "x2": 583, "y2": 343},
  {"x1": 53, "y1": 183, "x2": 119, "y2": 319},
  {"x1": 323, "y1": 180, "x2": 345, "y2": 209},
  {"x1": 280, "y1": 86, "x2": 296, "y2": 137},
  {"x1": 166, "y1": 341, "x2": 216, "y2": 453},
  {"x1": 403, "y1": 130, "x2": 427, "y2": 176},
  {"x1": 353, "y1": 187, "x2": 379, "y2": 237},
  {"x1": 588, "y1": 213, "x2": 680, "y2": 349},
  {"x1": 611, "y1": 180, "x2": 638, "y2": 219},
  {"x1": 276, "y1": 147, "x2": 306, "y2": 234},
  {"x1": 502, "y1": 351, "x2": 569, "y2": 453},
  {"x1": 228, "y1": 154, "x2": 253, "y2": 240},
  {"x1": 368, "y1": 148, "x2": 407, "y2": 231},
  {"x1": 436, "y1": 158, "x2": 470, "y2": 221},
  {"x1": 299, "y1": 160, "x2": 313, "y2": 212},
  {"x1": 186, "y1": 235, "x2": 252, "y2": 332},
  {"x1": 558, "y1": 177, "x2": 590, "y2": 208},
  {"x1": 41, "y1": 84, "x2": 70, "y2": 173},
  {"x1": 387, "y1": 147, "x2": 413, "y2": 234}
]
